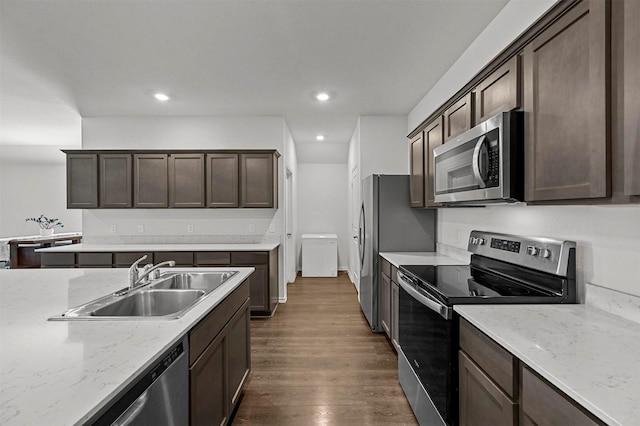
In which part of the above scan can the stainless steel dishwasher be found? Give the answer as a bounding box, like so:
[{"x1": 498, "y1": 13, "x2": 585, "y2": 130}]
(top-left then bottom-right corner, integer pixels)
[{"x1": 90, "y1": 337, "x2": 189, "y2": 426}]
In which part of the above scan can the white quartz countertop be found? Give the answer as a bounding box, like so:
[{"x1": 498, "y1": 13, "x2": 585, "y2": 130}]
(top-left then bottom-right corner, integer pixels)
[
  {"x1": 0, "y1": 267, "x2": 254, "y2": 426},
  {"x1": 36, "y1": 242, "x2": 280, "y2": 253},
  {"x1": 379, "y1": 252, "x2": 466, "y2": 268},
  {"x1": 454, "y1": 304, "x2": 640, "y2": 426}
]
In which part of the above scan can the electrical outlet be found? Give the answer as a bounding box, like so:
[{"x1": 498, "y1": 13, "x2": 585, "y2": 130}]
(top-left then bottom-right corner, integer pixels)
[
  {"x1": 187, "y1": 224, "x2": 194, "y2": 233},
  {"x1": 249, "y1": 223, "x2": 255, "y2": 233},
  {"x1": 269, "y1": 224, "x2": 275, "y2": 232},
  {"x1": 137, "y1": 224, "x2": 144, "y2": 233},
  {"x1": 109, "y1": 224, "x2": 117, "y2": 233}
]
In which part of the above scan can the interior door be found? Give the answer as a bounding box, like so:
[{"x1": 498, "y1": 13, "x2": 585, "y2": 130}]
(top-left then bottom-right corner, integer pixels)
[
  {"x1": 285, "y1": 168, "x2": 295, "y2": 284},
  {"x1": 349, "y1": 166, "x2": 360, "y2": 290}
]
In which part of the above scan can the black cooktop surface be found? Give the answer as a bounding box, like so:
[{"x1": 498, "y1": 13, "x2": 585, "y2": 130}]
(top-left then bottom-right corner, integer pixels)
[{"x1": 399, "y1": 261, "x2": 563, "y2": 305}]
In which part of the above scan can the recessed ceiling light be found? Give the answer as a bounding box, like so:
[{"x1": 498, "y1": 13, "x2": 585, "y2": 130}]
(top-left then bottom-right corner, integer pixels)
[
  {"x1": 315, "y1": 92, "x2": 331, "y2": 102},
  {"x1": 316, "y1": 135, "x2": 325, "y2": 141},
  {"x1": 154, "y1": 93, "x2": 170, "y2": 101}
]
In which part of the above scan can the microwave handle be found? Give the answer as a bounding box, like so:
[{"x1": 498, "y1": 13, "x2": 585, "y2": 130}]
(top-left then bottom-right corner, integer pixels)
[{"x1": 472, "y1": 135, "x2": 489, "y2": 188}]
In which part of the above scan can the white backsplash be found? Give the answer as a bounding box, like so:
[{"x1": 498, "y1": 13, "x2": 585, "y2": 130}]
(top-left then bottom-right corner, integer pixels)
[
  {"x1": 437, "y1": 204, "x2": 640, "y2": 322},
  {"x1": 84, "y1": 234, "x2": 282, "y2": 245}
]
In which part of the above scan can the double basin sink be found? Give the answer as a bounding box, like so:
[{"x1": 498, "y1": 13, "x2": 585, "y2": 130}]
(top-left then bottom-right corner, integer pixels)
[{"x1": 51, "y1": 271, "x2": 237, "y2": 320}]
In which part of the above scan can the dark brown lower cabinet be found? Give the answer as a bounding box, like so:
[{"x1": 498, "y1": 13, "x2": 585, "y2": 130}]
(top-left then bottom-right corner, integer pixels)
[
  {"x1": 459, "y1": 318, "x2": 606, "y2": 426},
  {"x1": 391, "y1": 279, "x2": 399, "y2": 351},
  {"x1": 379, "y1": 272, "x2": 391, "y2": 337},
  {"x1": 189, "y1": 281, "x2": 250, "y2": 426},
  {"x1": 459, "y1": 351, "x2": 517, "y2": 426},
  {"x1": 521, "y1": 367, "x2": 604, "y2": 426}
]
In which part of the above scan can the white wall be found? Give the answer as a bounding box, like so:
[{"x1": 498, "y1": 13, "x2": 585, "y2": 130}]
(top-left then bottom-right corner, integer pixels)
[
  {"x1": 0, "y1": 145, "x2": 82, "y2": 237},
  {"x1": 408, "y1": 0, "x2": 640, "y2": 321},
  {"x1": 297, "y1": 163, "x2": 349, "y2": 271}
]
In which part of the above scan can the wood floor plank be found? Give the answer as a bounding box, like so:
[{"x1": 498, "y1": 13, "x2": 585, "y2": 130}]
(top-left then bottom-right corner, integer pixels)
[{"x1": 232, "y1": 274, "x2": 417, "y2": 425}]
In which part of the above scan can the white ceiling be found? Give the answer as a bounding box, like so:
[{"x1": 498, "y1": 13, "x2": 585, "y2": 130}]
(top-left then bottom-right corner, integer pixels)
[{"x1": 0, "y1": 0, "x2": 509, "y2": 163}]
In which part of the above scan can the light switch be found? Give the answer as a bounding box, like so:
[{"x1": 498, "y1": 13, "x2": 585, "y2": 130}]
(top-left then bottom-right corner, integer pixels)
[{"x1": 137, "y1": 224, "x2": 144, "y2": 233}]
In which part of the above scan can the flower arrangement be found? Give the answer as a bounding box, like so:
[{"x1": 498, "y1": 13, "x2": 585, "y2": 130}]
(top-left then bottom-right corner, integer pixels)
[{"x1": 25, "y1": 215, "x2": 64, "y2": 230}]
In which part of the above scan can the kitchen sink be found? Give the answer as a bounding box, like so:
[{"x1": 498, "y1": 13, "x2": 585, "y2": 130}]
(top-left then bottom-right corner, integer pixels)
[
  {"x1": 148, "y1": 271, "x2": 236, "y2": 293},
  {"x1": 91, "y1": 289, "x2": 205, "y2": 317},
  {"x1": 50, "y1": 270, "x2": 238, "y2": 321}
]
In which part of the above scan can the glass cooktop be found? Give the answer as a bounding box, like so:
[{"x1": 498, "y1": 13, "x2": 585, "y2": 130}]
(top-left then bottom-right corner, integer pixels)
[{"x1": 399, "y1": 262, "x2": 562, "y2": 305}]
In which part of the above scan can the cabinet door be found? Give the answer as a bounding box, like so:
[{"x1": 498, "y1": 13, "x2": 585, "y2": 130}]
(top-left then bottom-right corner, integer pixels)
[
  {"x1": 226, "y1": 300, "x2": 251, "y2": 410},
  {"x1": 391, "y1": 280, "x2": 399, "y2": 351},
  {"x1": 67, "y1": 154, "x2": 98, "y2": 208},
  {"x1": 379, "y1": 270, "x2": 391, "y2": 338},
  {"x1": 240, "y1": 153, "x2": 274, "y2": 208},
  {"x1": 153, "y1": 251, "x2": 194, "y2": 266},
  {"x1": 409, "y1": 132, "x2": 425, "y2": 208},
  {"x1": 76, "y1": 253, "x2": 112, "y2": 268},
  {"x1": 423, "y1": 116, "x2": 444, "y2": 207},
  {"x1": 523, "y1": 0, "x2": 610, "y2": 201},
  {"x1": 169, "y1": 153, "x2": 205, "y2": 208},
  {"x1": 134, "y1": 153, "x2": 168, "y2": 207},
  {"x1": 206, "y1": 153, "x2": 239, "y2": 208},
  {"x1": 99, "y1": 153, "x2": 132, "y2": 208},
  {"x1": 521, "y1": 366, "x2": 603, "y2": 426},
  {"x1": 190, "y1": 331, "x2": 228, "y2": 426},
  {"x1": 444, "y1": 92, "x2": 473, "y2": 142},
  {"x1": 624, "y1": 0, "x2": 640, "y2": 195},
  {"x1": 247, "y1": 264, "x2": 269, "y2": 313},
  {"x1": 474, "y1": 55, "x2": 520, "y2": 123},
  {"x1": 459, "y1": 351, "x2": 517, "y2": 426}
]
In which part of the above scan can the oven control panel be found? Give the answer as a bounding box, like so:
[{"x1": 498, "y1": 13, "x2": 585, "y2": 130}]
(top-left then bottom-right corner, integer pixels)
[{"x1": 467, "y1": 230, "x2": 576, "y2": 276}]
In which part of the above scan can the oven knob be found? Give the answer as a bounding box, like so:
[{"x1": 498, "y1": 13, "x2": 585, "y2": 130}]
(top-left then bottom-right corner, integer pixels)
[
  {"x1": 526, "y1": 246, "x2": 539, "y2": 256},
  {"x1": 540, "y1": 249, "x2": 551, "y2": 259},
  {"x1": 470, "y1": 237, "x2": 477, "y2": 245},
  {"x1": 477, "y1": 238, "x2": 486, "y2": 245}
]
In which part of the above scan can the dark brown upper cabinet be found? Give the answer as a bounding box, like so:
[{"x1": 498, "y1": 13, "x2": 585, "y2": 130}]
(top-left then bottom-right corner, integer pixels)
[
  {"x1": 99, "y1": 153, "x2": 132, "y2": 208},
  {"x1": 134, "y1": 153, "x2": 169, "y2": 208},
  {"x1": 240, "y1": 153, "x2": 277, "y2": 208},
  {"x1": 207, "y1": 153, "x2": 239, "y2": 208},
  {"x1": 423, "y1": 116, "x2": 444, "y2": 207},
  {"x1": 65, "y1": 150, "x2": 279, "y2": 209},
  {"x1": 444, "y1": 92, "x2": 473, "y2": 142},
  {"x1": 168, "y1": 153, "x2": 205, "y2": 208},
  {"x1": 409, "y1": 132, "x2": 425, "y2": 208},
  {"x1": 66, "y1": 154, "x2": 98, "y2": 208},
  {"x1": 624, "y1": 0, "x2": 640, "y2": 196},
  {"x1": 523, "y1": 0, "x2": 610, "y2": 202},
  {"x1": 473, "y1": 55, "x2": 521, "y2": 124}
]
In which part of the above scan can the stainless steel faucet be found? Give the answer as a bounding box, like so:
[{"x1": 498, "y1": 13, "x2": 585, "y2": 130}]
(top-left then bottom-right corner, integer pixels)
[{"x1": 128, "y1": 255, "x2": 175, "y2": 290}]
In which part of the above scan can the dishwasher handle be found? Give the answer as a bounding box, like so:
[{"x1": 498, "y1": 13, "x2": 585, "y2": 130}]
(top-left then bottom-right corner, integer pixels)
[{"x1": 113, "y1": 393, "x2": 148, "y2": 426}]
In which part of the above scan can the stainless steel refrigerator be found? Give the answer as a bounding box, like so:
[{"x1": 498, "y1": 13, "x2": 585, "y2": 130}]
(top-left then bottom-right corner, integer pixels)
[{"x1": 358, "y1": 174, "x2": 436, "y2": 332}]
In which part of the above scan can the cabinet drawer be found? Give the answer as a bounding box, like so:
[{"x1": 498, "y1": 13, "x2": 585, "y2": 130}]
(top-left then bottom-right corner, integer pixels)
[
  {"x1": 153, "y1": 251, "x2": 194, "y2": 266},
  {"x1": 522, "y1": 366, "x2": 604, "y2": 426},
  {"x1": 41, "y1": 253, "x2": 76, "y2": 268},
  {"x1": 231, "y1": 251, "x2": 268, "y2": 265},
  {"x1": 76, "y1": 252, "x2": 112, "y2": 267},
  {"x1": 113, "y1": 252, "x2": 153, "y2": 267},
  {"x1": 380, "y1": 257, "x2": 391, "y2": 277},
  {"x1": 459, "y1": 318, "x2": 518, "y2": 398},
  {"x1": 195, "y1": 251, "x2": 231, "y2": 266},
  {"x1": 189, "y1": 279, "x2": 250, "y2": 365}
]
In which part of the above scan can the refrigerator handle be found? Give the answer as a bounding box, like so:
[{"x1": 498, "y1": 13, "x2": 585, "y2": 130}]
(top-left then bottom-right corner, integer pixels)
[{"x1": 359, "y1": 203, "x2": 366, "y2": 270}]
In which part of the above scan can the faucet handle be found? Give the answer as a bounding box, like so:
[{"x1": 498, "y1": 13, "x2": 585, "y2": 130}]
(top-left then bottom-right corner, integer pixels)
[{"x1": 131, "y1": 255, "x2": 148, "y2": 270}]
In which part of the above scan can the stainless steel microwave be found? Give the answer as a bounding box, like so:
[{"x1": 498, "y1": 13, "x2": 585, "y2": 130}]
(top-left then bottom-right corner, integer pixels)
[{"x1": 433, "y1": 110, "x2": 523, "y2": 205}]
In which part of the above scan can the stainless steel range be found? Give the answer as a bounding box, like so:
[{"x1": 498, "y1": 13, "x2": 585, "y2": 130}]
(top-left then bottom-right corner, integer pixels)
[{"x1": 397, "y1": 230, "x2": 576, "y2": 426}]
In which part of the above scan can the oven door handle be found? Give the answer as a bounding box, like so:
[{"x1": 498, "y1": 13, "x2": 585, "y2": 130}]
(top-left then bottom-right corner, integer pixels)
[{"x1": 398, "y1": 274, "x2": 452, "y2": 320}]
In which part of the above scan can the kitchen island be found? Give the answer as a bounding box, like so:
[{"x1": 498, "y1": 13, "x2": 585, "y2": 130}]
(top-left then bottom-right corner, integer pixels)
[{"x1": 0, "y1": 266, "x2": 254, "y2": 425}]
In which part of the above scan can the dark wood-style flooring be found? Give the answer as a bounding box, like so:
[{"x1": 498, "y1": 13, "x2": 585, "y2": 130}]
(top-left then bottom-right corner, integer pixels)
[{"x1": 232, "y1": 273, "x2": 417, "y2": 425}]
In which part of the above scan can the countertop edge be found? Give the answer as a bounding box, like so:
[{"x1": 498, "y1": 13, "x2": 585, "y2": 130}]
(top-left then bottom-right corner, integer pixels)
[{"x1": 36, "y1": 242, "x2": 280, "y2": 253}]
